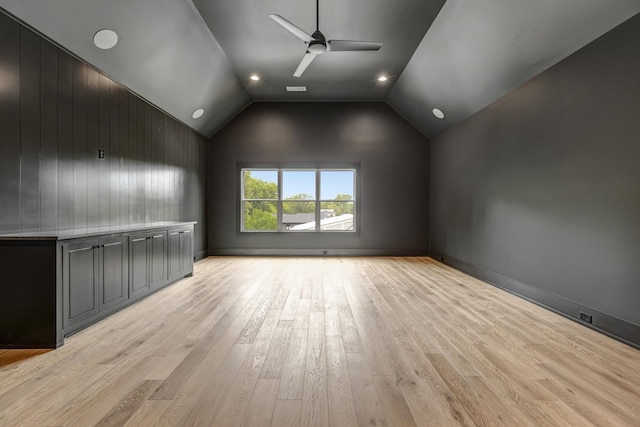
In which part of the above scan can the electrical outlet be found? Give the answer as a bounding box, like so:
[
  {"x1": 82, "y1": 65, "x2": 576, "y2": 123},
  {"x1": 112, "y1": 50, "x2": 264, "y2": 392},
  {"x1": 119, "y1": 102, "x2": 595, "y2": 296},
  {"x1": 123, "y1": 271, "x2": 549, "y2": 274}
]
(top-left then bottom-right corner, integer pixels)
[
  {"x1": 98, "y1": 149, "x2": 105, "y2": 159},
  {"x1": 579, "y1": 311, "x2": 593, "y2": 323}
]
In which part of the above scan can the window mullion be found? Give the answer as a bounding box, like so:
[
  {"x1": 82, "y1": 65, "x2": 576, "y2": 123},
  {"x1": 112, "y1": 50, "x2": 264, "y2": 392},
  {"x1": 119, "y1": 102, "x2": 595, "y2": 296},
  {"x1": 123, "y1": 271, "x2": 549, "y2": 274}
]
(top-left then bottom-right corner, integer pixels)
[
  {"x1": 277, "y1": 169, "x2": 283, "y2": 231},
  {"x1": 315, "y1": 169, "x2": 321, "y2": 232}
]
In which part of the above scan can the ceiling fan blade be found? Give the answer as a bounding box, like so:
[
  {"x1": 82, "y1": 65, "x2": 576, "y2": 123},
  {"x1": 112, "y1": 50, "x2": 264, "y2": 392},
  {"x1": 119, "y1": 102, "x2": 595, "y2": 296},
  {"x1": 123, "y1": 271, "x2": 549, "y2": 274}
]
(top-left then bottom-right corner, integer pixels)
[
  {"x1": 269, "y1": 14, "x2": 314, "y2": 43},
  {"x1": 294, "y1": 52, "x2": 317, "y2": 77},
  {"x1": 327, "y1": 40, "x2": 383, "y2": 52}
]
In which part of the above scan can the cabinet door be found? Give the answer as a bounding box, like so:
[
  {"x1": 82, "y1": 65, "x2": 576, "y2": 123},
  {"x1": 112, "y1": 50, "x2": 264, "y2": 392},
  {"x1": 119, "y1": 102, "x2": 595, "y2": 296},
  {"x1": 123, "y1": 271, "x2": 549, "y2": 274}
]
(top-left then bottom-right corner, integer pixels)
[
  {"x1": 149, "y1": 232, "x2": 167, "y2": 289},
  {"x1": 100, "y1": 236, "x2": 128, "y2": 310},
  {"x1": 180, "y1": 229, "x2": 193, "y2": 276},
  {"x1": 129, "y1": 234, "x2": 149, "y2": 298},
  {"x1": 63, "y1": 239, "x2": 99, "y2": 330},
  {"x1": 168, "y1": 229, "x2": 182, "y2": 282}
]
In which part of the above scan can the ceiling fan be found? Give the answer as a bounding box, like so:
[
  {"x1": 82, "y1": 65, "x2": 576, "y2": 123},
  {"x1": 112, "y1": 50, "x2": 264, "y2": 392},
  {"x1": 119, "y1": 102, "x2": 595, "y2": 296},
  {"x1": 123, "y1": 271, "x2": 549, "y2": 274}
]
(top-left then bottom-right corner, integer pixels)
[{"x1": 269, "y1": 0, "x2": 383, "y2": 78}]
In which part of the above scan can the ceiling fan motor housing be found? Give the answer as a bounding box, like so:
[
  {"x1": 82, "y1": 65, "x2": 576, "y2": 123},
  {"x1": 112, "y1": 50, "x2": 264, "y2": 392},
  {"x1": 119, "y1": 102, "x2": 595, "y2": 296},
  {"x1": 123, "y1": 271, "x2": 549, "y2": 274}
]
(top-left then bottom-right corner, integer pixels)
[
  {"x1": 308, "y1": 40, "x2": 327, "y2": 54},
  {"x1": 308, "y1": 30, "x2": 327, "y2": 54}
]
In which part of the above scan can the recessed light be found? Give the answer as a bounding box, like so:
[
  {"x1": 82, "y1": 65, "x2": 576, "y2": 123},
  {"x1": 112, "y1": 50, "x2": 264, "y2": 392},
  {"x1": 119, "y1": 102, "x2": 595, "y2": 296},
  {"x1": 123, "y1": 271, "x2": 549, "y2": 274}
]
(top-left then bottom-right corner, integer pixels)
[
  {"x1": 432, "y1": 108, "x2": 445, "y2": 119},
  {"x1": 377, "y1": 76, "x2": 388, "y2": 82},
  {"x1": 93, "y1": 29, "x2": 118, "y2": 50},
  {"x1": 192, "y1": 108, "x2": 204, "y2": 119},
  {"x1": 250, "y1": 75, "x2": 260, "y2": 81}
]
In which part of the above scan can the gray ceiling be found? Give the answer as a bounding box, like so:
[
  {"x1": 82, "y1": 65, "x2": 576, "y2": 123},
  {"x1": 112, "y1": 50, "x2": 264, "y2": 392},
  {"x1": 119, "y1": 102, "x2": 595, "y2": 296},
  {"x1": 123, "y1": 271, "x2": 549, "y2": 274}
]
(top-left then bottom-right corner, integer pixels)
[
  {"x1": 1, "y1": 0, "x2": 639, "y2": 139},
  {"x1": 193, "y1": 0, "x2": 445, "y2": 101}
]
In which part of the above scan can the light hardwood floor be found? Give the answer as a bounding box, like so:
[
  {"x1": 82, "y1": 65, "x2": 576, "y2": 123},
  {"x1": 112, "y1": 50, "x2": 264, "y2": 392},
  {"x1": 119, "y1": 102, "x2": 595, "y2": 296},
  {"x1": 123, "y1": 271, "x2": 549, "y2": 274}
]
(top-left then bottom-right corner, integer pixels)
[{"x1": 1, "y1": 257, "x2": 639, "y2": 426}]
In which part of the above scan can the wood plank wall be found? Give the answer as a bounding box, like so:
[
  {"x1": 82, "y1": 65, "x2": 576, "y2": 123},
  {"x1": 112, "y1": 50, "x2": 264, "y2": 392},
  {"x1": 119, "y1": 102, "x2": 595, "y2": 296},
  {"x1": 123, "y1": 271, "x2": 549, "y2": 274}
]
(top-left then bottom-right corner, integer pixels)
[{"x1": 0, "y1": 12, "x2": 207, "y2": 254}]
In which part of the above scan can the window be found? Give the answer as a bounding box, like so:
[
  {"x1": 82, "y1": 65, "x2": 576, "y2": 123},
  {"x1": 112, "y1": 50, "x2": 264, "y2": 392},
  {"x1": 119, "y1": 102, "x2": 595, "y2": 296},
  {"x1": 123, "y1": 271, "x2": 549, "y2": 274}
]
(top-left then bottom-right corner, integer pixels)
[{"x1": 241, "y1": 168, "x2": 356, "y2": 232}]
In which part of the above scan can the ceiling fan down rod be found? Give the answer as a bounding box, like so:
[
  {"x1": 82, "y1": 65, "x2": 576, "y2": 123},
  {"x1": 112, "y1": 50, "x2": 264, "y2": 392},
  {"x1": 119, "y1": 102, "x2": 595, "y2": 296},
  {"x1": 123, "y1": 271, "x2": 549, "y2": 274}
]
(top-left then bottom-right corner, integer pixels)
[{"x1": 316, "y1": 0, "x2": 319, "y2": 31}]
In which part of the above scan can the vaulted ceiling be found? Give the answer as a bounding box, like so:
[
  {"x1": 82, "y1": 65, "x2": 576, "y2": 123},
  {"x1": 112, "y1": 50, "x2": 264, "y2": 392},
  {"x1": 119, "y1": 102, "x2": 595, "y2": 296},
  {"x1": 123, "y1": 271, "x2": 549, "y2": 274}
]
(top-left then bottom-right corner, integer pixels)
[{"x1": 1, "y1": 0, "x2": 639, "y2": 138}]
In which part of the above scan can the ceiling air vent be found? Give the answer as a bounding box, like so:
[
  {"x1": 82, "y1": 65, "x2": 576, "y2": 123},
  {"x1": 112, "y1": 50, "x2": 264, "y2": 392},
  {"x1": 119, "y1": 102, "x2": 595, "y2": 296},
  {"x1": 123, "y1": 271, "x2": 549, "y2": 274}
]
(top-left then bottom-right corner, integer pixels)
[{"x1": 286, "y1": 86, "x2": 307, "y2": 92}]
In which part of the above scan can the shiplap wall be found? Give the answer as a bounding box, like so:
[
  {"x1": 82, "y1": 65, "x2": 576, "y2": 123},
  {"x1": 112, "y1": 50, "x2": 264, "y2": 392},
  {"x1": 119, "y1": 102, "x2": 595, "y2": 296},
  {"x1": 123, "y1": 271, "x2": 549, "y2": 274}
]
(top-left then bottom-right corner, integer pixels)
[{"x1": 0, "y1": 12, "x2": 207, "y2": 254}]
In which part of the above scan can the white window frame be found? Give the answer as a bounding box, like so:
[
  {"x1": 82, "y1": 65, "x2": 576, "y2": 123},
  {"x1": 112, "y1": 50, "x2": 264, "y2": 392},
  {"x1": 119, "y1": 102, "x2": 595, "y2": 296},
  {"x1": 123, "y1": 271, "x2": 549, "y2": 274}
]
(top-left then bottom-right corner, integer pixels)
[{"x1": 240, "y1": 166, "x2": 357, "y2": 233}]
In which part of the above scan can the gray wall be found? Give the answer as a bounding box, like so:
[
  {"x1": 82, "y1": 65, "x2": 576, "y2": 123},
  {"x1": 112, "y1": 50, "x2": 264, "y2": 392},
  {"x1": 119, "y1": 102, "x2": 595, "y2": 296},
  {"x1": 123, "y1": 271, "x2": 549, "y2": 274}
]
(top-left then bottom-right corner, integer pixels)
[
  {"x1": 208, "y1": 102, "x2": 429, "y2": 255},
  {"x1": 0, "y1": 12, "x2": 208, "y2": 256},
  {"x1": 429, "y1": 13, "x2": 640, "y2": 343}
]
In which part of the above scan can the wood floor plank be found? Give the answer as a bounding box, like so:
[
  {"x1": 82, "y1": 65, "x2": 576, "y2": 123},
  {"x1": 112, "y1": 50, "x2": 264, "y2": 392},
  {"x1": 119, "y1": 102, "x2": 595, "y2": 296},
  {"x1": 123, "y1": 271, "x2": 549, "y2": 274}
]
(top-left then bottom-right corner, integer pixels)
[
  {"x1": 248, "y1": 309, "x2": 281, "y2": 356},
  {"x1": 172, "y1": 343, "x2": 250, "y2": 426},
  {"x1": 277, "y1": 327, "x2": 309, "y2": 400},
  {"x1": 280, "y1": 265, "x2": 302, "y2": 321},
  {"x1": 259, "y1": 320, "x2": 293, "y2": 379},
  {"x1": 387, "y1": 333, "x2": 472, "y2": 426},
  {"x1": 310, "y1": 264, "x2": 324, "y2": 313},
  {"x1": 426, "y1": 352, "x2": 520, "y2": 427},
  {"x1": 372, "y1": 375, "x2": 417, "y2": 427},
  {"x1": 537, "y1": 400, "x2": 599, "y2": 427},
  {"x1": 301, "y1": 311, "x2": 329, "y2": 427},
  {"x1": 0, "y1": 361, "x2": 113, "y2": 425},
  {"x1": 537, "y1": 359, "x2": 640, "y2": 425},
  {"x1": 344, "y1": 285, "x2": 395, "y2": 376},
  {"x1": 123, "y1": 399, "x2": 172, "y2": 427},
  {"x1": 95, "y1": 380, "x2": 162, "y2": 426},
  {"x1": 338, "y1": 308, "x2": 364, "y2": 354},
  {"x1": 211, "y1": 352, "x2": 265, "y2": 426},
  {"x1": 142, "y1": 344, "x2": 193, "y2": 381},
  {"x1": 148, "y1": 313, "x2": 237, "y2": 400},
  {"x1": 271, "y1": 399, "x2": 302, "y2": 427},
  {"x1": 346, "y1": 352, "x2": 389, "y2": 427},
  {"x1": 326, "y1": 335, "x2": 358, "y2": 427},
  {"x1": 1, "y1": 256, "x2": 639, "y2": 426},
  {"x1": 323, "y1": 267, "x2": 342, "y2": 337},
  {"x1": 45, "y1": 347, "x2": 161, "y2": 426},
  {"x1": 293, "y1": 298, "x2": 311, "y2": 329},
  {"x1": 241, "y1": 378, "x2": 279, "y2": 426},
  {"x1": 0, "y1": 349, "x2": 49, "y2": 368}
]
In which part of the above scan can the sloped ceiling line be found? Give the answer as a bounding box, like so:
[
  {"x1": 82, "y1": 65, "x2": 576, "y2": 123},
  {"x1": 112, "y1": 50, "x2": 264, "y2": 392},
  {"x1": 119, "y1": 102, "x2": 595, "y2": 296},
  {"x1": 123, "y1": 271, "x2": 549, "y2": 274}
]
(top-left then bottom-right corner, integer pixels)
[{"x1": 1, "y1": 0, "x2": 639, "y2": 138}]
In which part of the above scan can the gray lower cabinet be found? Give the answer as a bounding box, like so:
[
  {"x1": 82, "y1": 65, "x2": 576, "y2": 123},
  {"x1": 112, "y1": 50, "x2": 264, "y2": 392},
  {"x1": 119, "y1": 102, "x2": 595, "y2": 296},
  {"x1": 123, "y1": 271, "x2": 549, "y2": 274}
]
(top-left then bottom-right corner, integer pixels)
[
  {"x1": 0, "y1": 222, "x2": 195, "y2": 348},
  {"x1": 62, "y1": 239, "x2": 100, "y2": 331},
  {"x1": 129, "y1": 234, "x2": 150, "y2": 298},
  {"x1": 168, "y1": 227, "x2": 193, "y2": 282},
  {"x1": 62, "y1": 235, "x2": 128, "y2": 333},
  {"x1": 130, "y1": 231, "x2": 168, "y2": 298},
  {"x1": 99, "y1": 236, "x2": 128, "y2": 310},
  {"x1": 150, "y1": 232, "x2": 168, "y2": 289}
]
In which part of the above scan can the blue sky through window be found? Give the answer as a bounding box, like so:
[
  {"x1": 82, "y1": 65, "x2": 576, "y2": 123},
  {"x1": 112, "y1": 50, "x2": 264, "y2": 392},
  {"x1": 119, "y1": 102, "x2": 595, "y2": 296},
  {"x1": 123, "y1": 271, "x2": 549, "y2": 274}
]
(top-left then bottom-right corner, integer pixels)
[
  {"x1": 247, "y1": 169, "x2": 354, "y2": 200},
  {"x1": 283, "y1": 171, "x2": 315, "y2": 199},
  {"x1": 321, "y1": 170, "x2": 354, "y2": 200},
  {"x1": 249, "y1": 170, "x2": 277, "y2": 185}
]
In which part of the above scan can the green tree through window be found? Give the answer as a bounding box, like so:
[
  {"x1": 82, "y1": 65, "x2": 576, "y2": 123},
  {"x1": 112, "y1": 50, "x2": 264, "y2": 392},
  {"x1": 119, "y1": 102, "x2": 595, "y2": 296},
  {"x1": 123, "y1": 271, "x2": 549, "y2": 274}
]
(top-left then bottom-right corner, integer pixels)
[
  {"x1": 321, "y1": 193, "x2": 354, "y2": 216},
  {"x1": 243, "y1": 171, "x2": 277, "y2": 230},
  {"x1": 283, "y1": 193, "x2": 315, "y2": 214}
]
